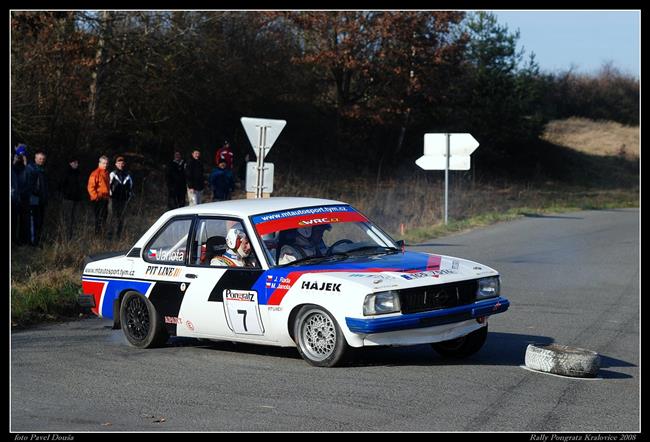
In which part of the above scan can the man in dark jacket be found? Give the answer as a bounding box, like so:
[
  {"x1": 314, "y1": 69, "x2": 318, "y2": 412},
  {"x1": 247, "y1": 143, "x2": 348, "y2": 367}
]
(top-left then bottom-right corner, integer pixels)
[
  {"x1": 109, "y1": 156, "x2": 133, "y2": 240},
  {"x1": 59, "y1": 157, "x2": 83, "y2": 240},
  {"x1": 209, "y1": 158, "x2": 235, "y2": 201},
  {"x1": 185, "y1": 149, "x2": 205, "y2": 206},
  {"x1": 166, "y1": 150, "x2": 186, "y2": 209},
  {"x1": 24, "y1": 150, "x2": 48, "y2": 246}
]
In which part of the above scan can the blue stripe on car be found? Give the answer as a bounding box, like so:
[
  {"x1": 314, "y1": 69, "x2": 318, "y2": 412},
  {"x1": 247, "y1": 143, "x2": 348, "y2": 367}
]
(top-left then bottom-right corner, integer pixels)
[
  {"x1": 345, "y1": 296, "x2": 510, "y2": 334},
  {"x1": 83, "y1": 277, "x2": 153, "y2": 319}
]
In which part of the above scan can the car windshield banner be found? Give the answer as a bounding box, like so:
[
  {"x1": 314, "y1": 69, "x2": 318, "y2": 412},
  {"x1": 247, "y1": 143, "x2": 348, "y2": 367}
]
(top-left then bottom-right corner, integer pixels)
[{"x1": 252, "y1": 205, "x2": 368, "y2": 236}]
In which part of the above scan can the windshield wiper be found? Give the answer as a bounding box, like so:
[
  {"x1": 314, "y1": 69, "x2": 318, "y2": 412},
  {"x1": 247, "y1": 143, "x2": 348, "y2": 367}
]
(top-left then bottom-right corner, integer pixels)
[
  {"x1": 344, "y1": 245, "x2": 400, "y2": 255},
  {"x1": 277, "y1": 253, "x2": 349, "y2": 267}
]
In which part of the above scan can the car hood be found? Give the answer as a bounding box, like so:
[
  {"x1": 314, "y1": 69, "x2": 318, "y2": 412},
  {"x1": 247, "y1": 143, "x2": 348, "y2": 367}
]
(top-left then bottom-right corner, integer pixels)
[{"x1": 267, "y1": 251, "x2": 498, "y2": 292}]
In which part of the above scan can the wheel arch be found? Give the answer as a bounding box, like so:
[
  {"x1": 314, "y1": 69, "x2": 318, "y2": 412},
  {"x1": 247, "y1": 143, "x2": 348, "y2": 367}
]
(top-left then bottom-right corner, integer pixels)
[
  {"x1": 286, "y1": 302, "x2": 363, "y2": 348},
  {"x1": 112, "y1": 288, "x2": 146, "y2": 330}
]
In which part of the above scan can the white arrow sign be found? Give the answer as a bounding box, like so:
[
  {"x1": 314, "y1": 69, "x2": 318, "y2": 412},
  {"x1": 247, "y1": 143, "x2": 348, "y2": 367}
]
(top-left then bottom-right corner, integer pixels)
[
  {"x1": 416, "y1": 155, "x2": 471, "y2": 171},
  {"x1": 416, "y1": 132, "x2": 480, "y2": 225},
  {"x1": 423, "y1": 133, "x2": 479, "y2": 156},
  {"x1": 417, "y1": 133, "x2": 479, "y2": 171},
  {"x1": 241, "y1": 117, "x2": 287, "y2": 159}
]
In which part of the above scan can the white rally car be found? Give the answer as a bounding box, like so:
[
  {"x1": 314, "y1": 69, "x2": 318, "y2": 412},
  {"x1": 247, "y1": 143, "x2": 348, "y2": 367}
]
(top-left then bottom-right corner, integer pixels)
[{"x1": 80, "y1": 197, "x2": 509, "y2": 367}]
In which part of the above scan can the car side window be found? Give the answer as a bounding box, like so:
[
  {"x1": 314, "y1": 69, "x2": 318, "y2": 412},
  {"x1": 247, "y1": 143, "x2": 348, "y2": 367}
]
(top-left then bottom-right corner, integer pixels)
[
  {"x1": 145, "y1": 218, "x2": 192, "y2": 264},
  {"x1": 192, "y1": 217, "x2": 259, "y2": 268}
]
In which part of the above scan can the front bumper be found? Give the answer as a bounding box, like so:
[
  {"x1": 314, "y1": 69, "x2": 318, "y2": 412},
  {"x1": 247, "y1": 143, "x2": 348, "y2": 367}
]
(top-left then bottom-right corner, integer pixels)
[{"x1": 345, "y1": 296, "x2": 509, "y2": 334}]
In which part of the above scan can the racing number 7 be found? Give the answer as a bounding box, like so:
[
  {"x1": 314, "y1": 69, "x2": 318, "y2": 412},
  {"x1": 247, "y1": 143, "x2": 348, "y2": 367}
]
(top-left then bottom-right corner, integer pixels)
[{"x1": 237, "y1": 309, "x2": 248, "y2": 332}]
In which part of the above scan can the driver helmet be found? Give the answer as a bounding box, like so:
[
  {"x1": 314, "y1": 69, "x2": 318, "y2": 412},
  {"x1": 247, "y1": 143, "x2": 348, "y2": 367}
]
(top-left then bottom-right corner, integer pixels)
[{"x1": 226, "y1": 228, "x2": 250, "y2": 258}]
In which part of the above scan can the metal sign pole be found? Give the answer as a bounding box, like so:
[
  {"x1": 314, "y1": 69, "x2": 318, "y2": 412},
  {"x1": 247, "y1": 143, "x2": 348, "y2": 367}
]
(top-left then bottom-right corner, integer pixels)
[
  {"x1": 444, "y1": 133, "x2": 450, "y2": 225},
  {"x1": 255, "y1": 126, "x2": 267, "y2": 198}
]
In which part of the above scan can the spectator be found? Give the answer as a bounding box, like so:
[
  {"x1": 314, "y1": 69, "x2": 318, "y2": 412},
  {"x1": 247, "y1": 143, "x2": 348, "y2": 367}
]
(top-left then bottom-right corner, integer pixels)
[
  {"x1": 24, "y1": 150, "x2": 49, "y2": 247},
  {"x1": 166, "y1": 150, "x2": 186, "y2": 209},
  {"x1": 12, "y1": 144, "x2": 29, "y2": 245},
  {"x1": 59, "y1": 156, "x2": 83, "y2": 240},
  {"x1": 185, "y1": 149, "x2": 205, "y2": 206},
  {"x1": 214, "y1": 140, "x2": 234, "y2": 169},
  {"x1": 87, "y1": 155, "x2": 110, "y2": 235},
  {"x1": 209, "y1": 158, "x2": 235, "y2": 201},
  {"x1": 109, "y1": 156, "x2": 133, "y2": 240}
]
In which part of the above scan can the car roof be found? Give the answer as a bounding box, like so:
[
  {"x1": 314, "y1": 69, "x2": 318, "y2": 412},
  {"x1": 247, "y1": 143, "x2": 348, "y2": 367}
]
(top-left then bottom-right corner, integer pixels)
[{"x1": 165, "y1": 197, "x2": 348, "y2": 218}]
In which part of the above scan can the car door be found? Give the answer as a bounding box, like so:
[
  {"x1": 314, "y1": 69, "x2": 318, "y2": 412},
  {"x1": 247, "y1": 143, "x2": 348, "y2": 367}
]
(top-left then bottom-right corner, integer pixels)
[
  {"x1": 132, "y1": 215, "x2": 197, "y2": 337},
  {"x1": 176, "y1": 216, "x2": 267, "y2": 341}
]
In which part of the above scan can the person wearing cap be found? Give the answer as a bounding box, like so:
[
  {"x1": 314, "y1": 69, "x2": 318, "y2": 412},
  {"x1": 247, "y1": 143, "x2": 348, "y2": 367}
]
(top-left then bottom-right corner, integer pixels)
[
  {"x1": 214, "y1": 140, "x2": 234, "y2": 169},
  {"x1": 209, "y1": 157, "x2": 235, "y2": 201},
  {"x1": 109, "y1": 155, "x2": 133, "y2": 240},
  {"x1": 277, "y1": 224, "x2": 332, "y2": 265},
  {"x1": 87, "y1": 155, "x2": 110, "y2": 235},
  {"x1": 58, "y1": 156, "x2": 83, "y2": 240},
  {"x1": 24, "y1": 149, "x2": 49, "y2": 246}
]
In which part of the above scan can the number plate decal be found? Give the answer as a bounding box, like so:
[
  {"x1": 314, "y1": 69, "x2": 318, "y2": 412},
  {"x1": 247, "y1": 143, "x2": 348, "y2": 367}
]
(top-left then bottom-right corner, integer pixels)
[{"x1": 223, "y1": 289, "x2": 264, "y2": 335}]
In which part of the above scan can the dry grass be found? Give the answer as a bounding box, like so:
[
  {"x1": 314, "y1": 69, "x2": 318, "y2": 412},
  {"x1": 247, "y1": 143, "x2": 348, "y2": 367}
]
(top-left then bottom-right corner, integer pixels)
[{"x1": 542, "y1": 117, "x2": 640, "y2": 160}]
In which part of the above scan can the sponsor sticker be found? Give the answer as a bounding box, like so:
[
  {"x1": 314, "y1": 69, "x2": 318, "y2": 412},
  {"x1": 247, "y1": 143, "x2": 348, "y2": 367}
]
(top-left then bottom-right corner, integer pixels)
[
  {"x1": 400, "y1": 269, "x2": 456, "y2": 280},
  {"x1": 86, "y1": 268, "x2": 135, "y2": 278},
  {"x1": 298, "y1": 217, "x2": 339, "y2": 226},
  {"x1": 145, "y1": 265, "x2": 182, "y2": 277},
  {"x1": 301, "y1": 280, "x2": 342, "y2": 292},
  {"x1": 223, "y1": 289, "x2": 264, "y2": 335}
]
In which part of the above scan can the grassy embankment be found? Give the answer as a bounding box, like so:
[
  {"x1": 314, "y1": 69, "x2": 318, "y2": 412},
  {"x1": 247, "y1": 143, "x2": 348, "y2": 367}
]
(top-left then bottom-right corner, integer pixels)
[{"x1": 11, "y1": 117, "x2": 639, "y2": 327}]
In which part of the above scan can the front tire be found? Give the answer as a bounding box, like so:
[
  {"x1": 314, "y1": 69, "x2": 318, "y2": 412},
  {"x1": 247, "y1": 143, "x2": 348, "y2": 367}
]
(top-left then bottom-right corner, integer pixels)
[
  {"x1": 293, "y1": 305, "x2": 349, "y2": 367},
  {"x1": 431, "y1": 325, "x2": 488, "y2": 358},
  {"x1": 119, "y1": 291, "x2": 168, "y2": 348}
]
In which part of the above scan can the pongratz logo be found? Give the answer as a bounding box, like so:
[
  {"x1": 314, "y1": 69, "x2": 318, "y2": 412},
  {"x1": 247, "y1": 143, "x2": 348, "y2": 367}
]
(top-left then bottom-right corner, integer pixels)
[{"x1": 298, "y1": 217, "x2": 339, "y2": 226}]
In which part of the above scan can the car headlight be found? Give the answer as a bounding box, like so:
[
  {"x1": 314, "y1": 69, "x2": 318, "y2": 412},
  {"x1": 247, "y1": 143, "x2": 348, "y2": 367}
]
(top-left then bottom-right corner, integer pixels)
[
  {"x1": 476, "y1": 276, "x2": 500, "y2": 300},
  {"x1": 363, "y1": 290, "x2": 401, "y2": 316}
]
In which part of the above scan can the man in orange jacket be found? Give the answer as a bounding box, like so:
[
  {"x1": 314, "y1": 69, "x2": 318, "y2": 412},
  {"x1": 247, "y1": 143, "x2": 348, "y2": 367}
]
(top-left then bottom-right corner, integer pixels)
[{"x1": 87, "y1": 155, "x2": 110, "y2": 234}]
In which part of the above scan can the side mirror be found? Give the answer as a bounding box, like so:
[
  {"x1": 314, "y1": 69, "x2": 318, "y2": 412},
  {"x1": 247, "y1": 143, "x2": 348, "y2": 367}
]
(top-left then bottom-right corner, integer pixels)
[{"x1": 395, "y1": 240, "x2": 405, "y2": 252}]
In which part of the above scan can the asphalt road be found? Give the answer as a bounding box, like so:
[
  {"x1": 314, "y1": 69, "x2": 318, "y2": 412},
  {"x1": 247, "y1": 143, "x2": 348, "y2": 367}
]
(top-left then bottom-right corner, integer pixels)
[{"x1": 11, "y1": 208, "x2": 640, "y2": 432}]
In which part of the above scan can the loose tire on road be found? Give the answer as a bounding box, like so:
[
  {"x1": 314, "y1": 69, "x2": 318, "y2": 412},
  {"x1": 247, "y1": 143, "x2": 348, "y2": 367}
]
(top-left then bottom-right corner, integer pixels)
[
  {"x1": 119, "y1": 291, "x2": 168, "y2": 348},
  {"x1": 293, "y1": 305, "x2": 349, "y2": 367},
  {"x1": 431, "y1": 325, "x2": 488, "y2": 358},
  {"x1": 525, "y1": 343, "x2": 600, "y2": 378}
]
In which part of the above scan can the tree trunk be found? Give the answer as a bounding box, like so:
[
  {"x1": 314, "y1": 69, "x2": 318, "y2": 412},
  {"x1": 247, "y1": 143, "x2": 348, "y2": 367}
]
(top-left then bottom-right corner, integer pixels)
[{"x1": 88, "y1": 11, "x2": 110, "y2": 124}]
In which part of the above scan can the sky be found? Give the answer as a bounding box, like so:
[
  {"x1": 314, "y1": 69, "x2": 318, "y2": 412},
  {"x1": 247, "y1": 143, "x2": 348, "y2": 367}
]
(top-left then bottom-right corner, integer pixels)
[{"x1": 491, "y1": 10, "x2": 640, "y2": 77}]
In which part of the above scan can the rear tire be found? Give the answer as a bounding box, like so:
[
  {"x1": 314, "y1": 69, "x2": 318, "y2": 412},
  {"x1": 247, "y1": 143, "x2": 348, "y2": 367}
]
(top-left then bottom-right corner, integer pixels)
[
  {"x1": 120, "y1": 291, "x2": 168, "y2": 348},
  {"x1": 431, "y1": 325, "x2": 488, "y2": 358},
  {"x1": 293, "y1": 305, "x2": 349, "y2": 367}
]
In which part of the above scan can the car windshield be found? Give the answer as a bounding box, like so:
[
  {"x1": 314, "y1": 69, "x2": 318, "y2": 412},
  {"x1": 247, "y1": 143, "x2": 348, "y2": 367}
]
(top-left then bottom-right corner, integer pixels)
[{"x1": 251, "y1": 205, "x2": 398, "y2": 267}]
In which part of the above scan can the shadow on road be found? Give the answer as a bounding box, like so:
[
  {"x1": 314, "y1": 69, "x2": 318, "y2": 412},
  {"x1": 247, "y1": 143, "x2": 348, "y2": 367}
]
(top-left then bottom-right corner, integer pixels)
[
  {"x1": 164, "y1": 333, "x2": 636, "y2": 377},
  {"x1": 166, "y1": 336, "x2": 303, "y2": 360},
  {"x1": 520, "y1": 213, "x2": 584, "y2": 220}
]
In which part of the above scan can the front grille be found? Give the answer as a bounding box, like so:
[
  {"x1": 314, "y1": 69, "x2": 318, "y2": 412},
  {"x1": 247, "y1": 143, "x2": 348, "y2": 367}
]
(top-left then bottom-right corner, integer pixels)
[{"x1": 399, "y1": 279, "x2": 478, "y2": 314}]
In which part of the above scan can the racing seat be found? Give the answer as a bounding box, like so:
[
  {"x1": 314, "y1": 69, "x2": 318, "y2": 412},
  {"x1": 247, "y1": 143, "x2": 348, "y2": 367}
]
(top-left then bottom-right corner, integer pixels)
[{"x1": 202, "y1": 235, "x2": 227, "y2": 264}]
